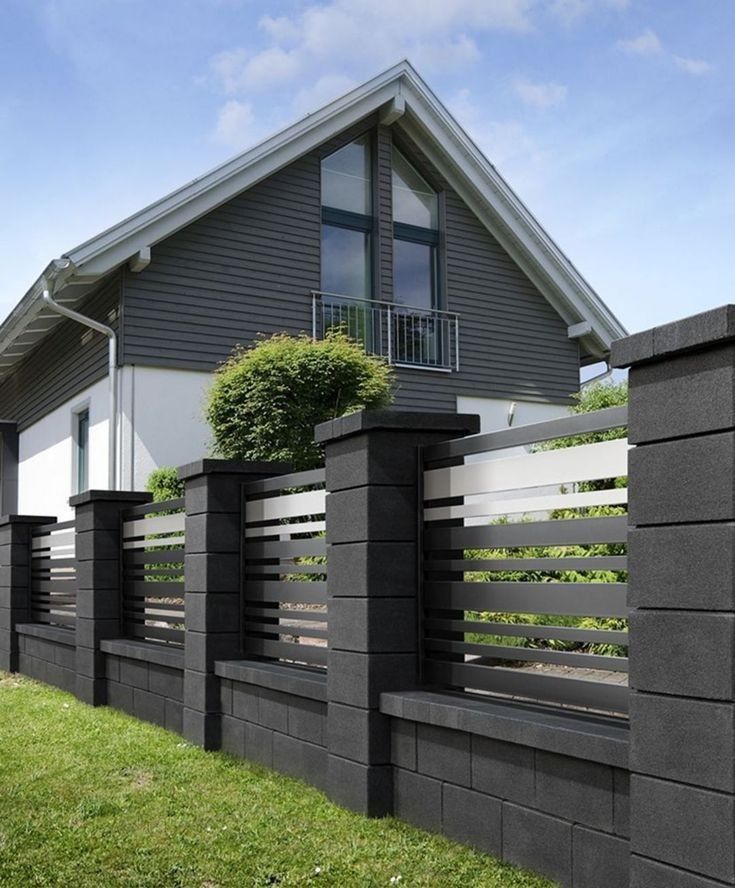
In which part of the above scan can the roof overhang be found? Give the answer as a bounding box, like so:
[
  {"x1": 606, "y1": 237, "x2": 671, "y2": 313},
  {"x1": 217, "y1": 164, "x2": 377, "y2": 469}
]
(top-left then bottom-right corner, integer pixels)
[{"x1": 0, "y1": 61, "x2": 626, "y2": 377}]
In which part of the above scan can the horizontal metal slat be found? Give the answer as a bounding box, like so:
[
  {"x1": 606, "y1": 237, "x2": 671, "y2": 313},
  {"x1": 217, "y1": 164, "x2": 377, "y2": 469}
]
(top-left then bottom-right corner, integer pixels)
[
  {"x1": 245, "y1": 539, "x2": 326, "y2": 559},
  {"x1": 245, "y1": 621, "x2": 329, "y2": 640},
  {"x1": 424, "y1": 405, "x2": 628, "y2": 461},
  {"x1": 246, "y1": 563, "x2": 327, "y2": 576},
  {"x1": 424, "y1": 516, "x2": 628, "y2": 550},
  {"x1": 244, "y1": 520, "x2": 325, "y2": 539},
  {"x1": 126, "y1": 624, "x2": 184, "y2": 644},
  {"x1": 424, "y1": 556, "x2": 628, "y2": 573},
  {"x1": 31, "y1": 531, "x2": 75, "y2": 551},
  {"x1": 123, "y1": 536, "x2": 185, "y2": 550},
  {"x1": 124, "y1": 550, "x2": 185, "y2": 566},
  {"x1": 244, "y1": 606, "x2": 327, "y2": 622},
  {"x1": 424, "y1": 487, "x2": 628, "y2": 522},
  {"x1": 244, "y1": 468, "x2": 326, "y2": 495},
  {"x1": 246, "y1": 489, "x2": 326, "y2": 524},
  {"x1": 424, "y1": 617, "x2": 628, "y2": 646},
  {"x1": 424, "y1": 580, "x2": 628, "y2": 617},
  {"x1": 243, "y1": 636, "x2": 328, "y2": 666},
  {"x1": 32, "y1": 519, "x2": 76, "y2": 536},
  {"x1": 30, "y1": 611, "x2": 76, "y2": 627},
  {"x1": 31, "y1": 557, "x2": 77, "y2": 571},
  {"x1": 124, "y1": 581, "x2": 184, "y2": 596},
  {"x1": 425, "y1": 638, "x2": 628, "y2": 672},
  {"x1": 124, "y1": 498, "x2": 185, "y2": 519},
  {"x1": 123, "y1": 512, "x2": 186, "y2": 539},
  {"x1": 244, "y1": 581, "x2": 327, "y2": 605},
  {"x1": 423, "y1": 659, "x2": 629, "y2": 714}
]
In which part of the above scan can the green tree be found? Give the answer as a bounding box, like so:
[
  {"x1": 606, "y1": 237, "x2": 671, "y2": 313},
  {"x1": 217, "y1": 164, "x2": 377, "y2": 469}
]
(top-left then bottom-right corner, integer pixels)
[
  {"x1": 206, "y1": 331, "x2": 394, "y2": 470},
  {"x1": 145, "y1": 467, "x2": 184, "y2": 502}
]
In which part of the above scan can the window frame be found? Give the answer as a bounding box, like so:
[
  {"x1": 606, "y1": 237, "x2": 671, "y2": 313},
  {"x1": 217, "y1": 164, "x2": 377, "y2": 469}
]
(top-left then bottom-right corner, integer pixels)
[{"x1": 72, "y1": 403, "x2": 90, "y2": 495}]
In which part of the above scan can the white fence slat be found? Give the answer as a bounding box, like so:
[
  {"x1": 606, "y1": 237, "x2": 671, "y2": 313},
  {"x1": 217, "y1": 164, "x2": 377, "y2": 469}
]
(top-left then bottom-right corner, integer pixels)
[
  {"x1": 123, "y1": 512, "x2": 185, "y2": 539},
  {"x1": 245, "y1": 520, "x2": 326, "y2": 539},
  {"x1": 122, "y1": 535, "x2": 185, "y2": 550},
  {"x1": 246, "y1": 489, "x2": 326, "y2": 524},
  {"x1": 424, "y1": 438, "x2": 629, "y2": 501},
  {"x1": 31, "y1": 531, "x2": 76, "y2": 551}
]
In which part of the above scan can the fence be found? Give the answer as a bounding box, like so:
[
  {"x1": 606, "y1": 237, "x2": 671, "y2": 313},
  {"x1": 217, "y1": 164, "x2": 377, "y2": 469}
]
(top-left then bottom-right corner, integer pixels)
[
  {"x1": 121, "y1": 498, "x2": 185, "y2": 647},
  {"x1": 421, "y1": 405, "x2": 630, "y2": 715},
  {"x1": 242, "y1": 468, "x2": 327, "y2": 668},
  {"x1": 30, "y1": 518, "x2": 77, "y2": 628}
]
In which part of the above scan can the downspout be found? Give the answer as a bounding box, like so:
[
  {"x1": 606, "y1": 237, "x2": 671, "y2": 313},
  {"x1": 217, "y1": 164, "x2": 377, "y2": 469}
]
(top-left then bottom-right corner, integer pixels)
[
  {"x1": 41, "y1": 260, "x2": 118, "y2": 490},
  {"x1": 580, "y1": 360, "x2": 612, "y2": 388}
]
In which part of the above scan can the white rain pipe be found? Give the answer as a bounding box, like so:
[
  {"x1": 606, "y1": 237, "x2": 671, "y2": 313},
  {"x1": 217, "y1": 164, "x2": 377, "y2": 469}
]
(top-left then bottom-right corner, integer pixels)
[
  {"x1": 41, "y1": 259, "x2": 118, "y2": 489},
  {"x1": 581, "y1": 361, "x2": 613, "y2": 388}
]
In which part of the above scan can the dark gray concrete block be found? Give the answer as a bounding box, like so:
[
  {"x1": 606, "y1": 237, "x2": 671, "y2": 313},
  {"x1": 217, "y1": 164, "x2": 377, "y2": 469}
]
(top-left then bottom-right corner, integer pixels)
[
  {"x1": 326, "y1": 486, "x2": 417, "y2": 545},
  {"x1": 572, "y1": 826, "x2": 629, "y2": 888},
  {"x1": 628, "y1": 524, "x2": 735, "y2": 610},
  {"x1": 630, "y1": 856, "x2": 729, "y2": 888},
  {"x1": 328, "y1": 542, "x2": 418, "y2": 598},
  {"x1": 390, "y1": 719, "x2": 416, "y2": 770},
  {"x1": 232, "y1": 682, "x2": 259, "y2": 723},
  {"x1": 76, "y1": 559, "x2": 120, "y2": 593},
  {"x1": 214, "y1": 659, "x2": 327, "y2": 702},
  {"x1": 185, "y1": 592, "x2": 240, "y2": 632},
  {"x1": 287, "y1": 697, "x2": 326, "y2": 746},
  {"x1": 183, "y1": 473, "x2": 247, "y2": 517},
  {"x1": 76, "y1": 617, "x2": 120, "y2": 649},
  {"x1": 184, "y1": 554, "x2": 241, "y2": 595},
  {"x1": 182, "y1": 708, "x2": 220, "y2": 750},
  {"x1": 316, "y1": 409, "x2": 480, "y2": 444},
  {"x1": 75, "y1": 647, "x2": 105, "y2": 679},
  {"x1": 105, "y1": 654, "x2": 120, "y2": 683},
  {"x1": 442, "y1": 784, "x2": 501, "y2": 857},
  {"x1": 329, "y1": 597, "x2": 416, "y2": 653},
  {"x1": 629, "y1": 611, "x2": 735, "y2": 700},
  {"x1": 535, "y1": 751, "x2": 614, "y2": 833},
  {"x1": 75, "y1": 528, "x2": 120, "y2": 561},
  {"x1": 133, "y1": 688, "x2": 166, "y2": 728},
  {"x1": 273, "y1": 733, "x2": 328, "y2": 790},
  {"x1": 119, "y1": 658, "x2": 149, "y2": 691},
  {"x1": 328, "y1": 704, "x2": 390, "y2": 764},
  {"x1": 99, "y1": 638, "x2": 184, "y2": 669},
  {"x1": 149, "y1": 664, "x2": 184, "y2": 702},
  {"x1": 416, "y1": 724, "x2": 471, "y2": 787},
  {"x1": 220, "y1": 679, "x2": 233, "y2": 715},
  {"x1": 613, "y1": 769, "x2": 630, "y2": 839},
  {"x1": 327, "y1": 755, "x2": 392, "y2": 816},
  {"x1": 328, "y1": 651, "x2": 418, "y2": 708},
  {"x1": 630, "y1": 692, "x2": 735, "y2": 792},
  {"x1": 653, "y1": 305, "x2": 735, "y2": 360},
  {"x1": 258, "y1": 688, "x2": 289, "y2": 733},
  {"x1": 631, "y1": 774, "x2": 735, "y2": 882},
  {"x1": 610, "y1": 329, "x2": 654, "y2": 368},
  {"x1": 76, "y1": 674, "x2": 105, "y2": 706},
  {"x1": 221, "y1": 715, "x2": 246, "y2": 758},
  {"x1": 183, "y1": 670, "x2": 221, "y2": 714},
  {"x1": 184, "y1": 630, "x2": 240, "y2": 672},
  {"x1": 393, "y1": 767, "x2": 441, "y2": 832},
  {"x1": 628, "y1": 344, "x2": 735, "y2": 444},
  {"x1": 165, "y1": 699, "x2": 183, "y2": 734},
  {"x1": 471, "y1": 735, "x2": 535, "y2": 806},
  {"x1": 244, "y1": 722, "x2": 273, "y2": 768},
  {"x1": 629, "y1": 432, "x2": 735, "y2": 525},
  {"x1": 502, "y1": 802, "x2": 572, "y2": 888},
  {"x1": 185, "y1": 512, "x2": 241, "y2": 555},
  {"x1": 107, "y1": 680, "x2": 134, "y2": 714}
]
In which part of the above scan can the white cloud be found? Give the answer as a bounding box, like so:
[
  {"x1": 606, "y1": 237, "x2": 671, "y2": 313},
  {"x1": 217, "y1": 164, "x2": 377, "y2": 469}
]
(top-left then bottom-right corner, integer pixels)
[
  {"x1": 551, "y1": 0, "x2": 630, "y2": 25},
  {"x1": 513, "y1": 77, "x2": 567, "y2": 108},
  {"x1": 617, "y1": 28, "x2": 662, "y2": 56},
  {"x1": 292, "y1": 74, "x2": 359, "y2": 115},
  {"x1": 211, "y1": 46, "x2": 300, "y2": 94},
  {"x1": 212, "y1": 99, "x2": 256, "y2": 148},
  {"x1": 674, "y1": 56, "x2": 714, "y2": 76}
]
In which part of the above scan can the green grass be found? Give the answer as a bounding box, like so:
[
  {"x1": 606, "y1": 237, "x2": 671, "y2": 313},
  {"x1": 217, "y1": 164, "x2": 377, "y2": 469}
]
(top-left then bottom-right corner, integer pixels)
[{"x1": 0, "y1": 673, "x2": 555, "y2": 888}]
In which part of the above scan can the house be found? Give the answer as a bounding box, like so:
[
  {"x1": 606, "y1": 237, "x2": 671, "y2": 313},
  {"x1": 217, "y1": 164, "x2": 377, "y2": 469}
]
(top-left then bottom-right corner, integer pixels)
[{"x1": 0, "y1": 62, "x2": 626, "y2": 519}]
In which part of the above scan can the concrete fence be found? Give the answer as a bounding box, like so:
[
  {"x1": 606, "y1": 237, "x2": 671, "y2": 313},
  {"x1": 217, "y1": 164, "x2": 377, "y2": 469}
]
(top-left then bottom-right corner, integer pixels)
[{"x1": 2, "y1": 306, "x2": 735, "y2": 888}]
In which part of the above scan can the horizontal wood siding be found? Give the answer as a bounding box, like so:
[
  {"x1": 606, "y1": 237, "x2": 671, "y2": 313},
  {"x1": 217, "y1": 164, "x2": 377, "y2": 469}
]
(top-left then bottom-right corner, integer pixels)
[
  {"x1": 0, "y1": 276, "x2": 120, "y2": 431},
  {"x1": 122, "y1": 120, "x2": 579, "y2": 407}
]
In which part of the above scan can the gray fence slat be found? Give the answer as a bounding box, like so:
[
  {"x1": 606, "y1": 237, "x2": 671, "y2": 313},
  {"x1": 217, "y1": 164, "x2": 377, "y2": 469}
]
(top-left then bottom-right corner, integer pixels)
[
  {"x1": 424, "y1": 556, "x2": 628, "y2": 573},
  {"x1": 424, "y1": 516, "x2": 628, "y2": 550},
  {"x1": 244, "y1": 468, "x2": 326, "y2": 496},
  {"x1": 246, "y1": 539, "x2": 327, "y2": 559},
  {"x1": 245, "y1": 581, "x2": 327, "y2": 605},
  {"x1": 424, "y1": 617, "x2": 628, "y2": 646},
  {"x1": 425, "y1": 638, "x2": 629, "y2": 672},
  {"x1": 243, "y1": 636, "x2": 328, "y2": 666}
]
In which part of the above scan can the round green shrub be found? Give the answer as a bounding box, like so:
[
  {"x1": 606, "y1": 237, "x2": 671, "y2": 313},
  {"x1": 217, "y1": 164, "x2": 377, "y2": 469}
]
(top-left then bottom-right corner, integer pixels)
[
  {"x1": 206, "y1": 331, "x2": 394, "y2": 470},
  {"x1": 146, "y1": 466, "x2": 184, "y2": 502}
]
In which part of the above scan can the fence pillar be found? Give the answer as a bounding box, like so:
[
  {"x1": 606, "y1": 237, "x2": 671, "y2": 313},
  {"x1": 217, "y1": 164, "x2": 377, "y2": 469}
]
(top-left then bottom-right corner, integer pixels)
[
  {"x1": 612, "y1": 305, "x2": 735, "y2": 887},
  {"x1": 0, "y1": 514, "x2": 55, "y2": 672},
  {"x1": 179, "y1": 459, "x2": 289, "y2": 750},
  {"x1": 70, "y1": 490, "x2": 152, "y2": 705},
  {"x1": 316, "y1": 410, "x2": 479, "y2": 816}
]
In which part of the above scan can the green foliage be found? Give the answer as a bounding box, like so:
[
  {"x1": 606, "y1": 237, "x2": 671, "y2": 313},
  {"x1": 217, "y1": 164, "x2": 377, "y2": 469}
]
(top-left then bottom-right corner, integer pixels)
[
  {"x1": 206, "y1": 331, "x2": 394, "y2": 471},
  {"x1": 145, "y1": 467, "x2": 184, "y2": 503}
]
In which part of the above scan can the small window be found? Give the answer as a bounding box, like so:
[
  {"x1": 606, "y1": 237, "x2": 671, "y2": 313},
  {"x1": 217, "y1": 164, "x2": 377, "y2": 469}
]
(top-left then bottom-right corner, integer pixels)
[
  {"x1": 321, "y1": 135, "x2": 371, "y2": 216},
  {"x1": 75, "y1": 409, "x2": 89, "y2": 494},
  {"x1": 392, "y1": 147, "x2": 438, "y2": 230}
]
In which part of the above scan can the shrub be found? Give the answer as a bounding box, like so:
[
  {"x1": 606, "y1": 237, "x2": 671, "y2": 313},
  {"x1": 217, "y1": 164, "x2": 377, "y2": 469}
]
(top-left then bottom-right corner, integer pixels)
[
  {"x1": 146, "y1": 467, "x2": 184, "y2": 502},
  {"x1": 206, "y1": 331, "x2": 394, "y2": 470}
]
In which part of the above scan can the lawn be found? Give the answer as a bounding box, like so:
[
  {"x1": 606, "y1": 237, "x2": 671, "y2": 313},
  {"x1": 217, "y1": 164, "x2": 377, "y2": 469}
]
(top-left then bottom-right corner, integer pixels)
[{"x1": 0, "y1": 673, "x2": 554, "y2": 888}]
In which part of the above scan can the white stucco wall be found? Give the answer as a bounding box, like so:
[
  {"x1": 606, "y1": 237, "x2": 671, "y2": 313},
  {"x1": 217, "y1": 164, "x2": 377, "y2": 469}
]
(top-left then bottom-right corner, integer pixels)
[
  {"x1": 457, "y1": 394, "x2": 570, "y2": 453},
  {"x1": 17, "y1": 377, "x2": 110, "y2": 519}
]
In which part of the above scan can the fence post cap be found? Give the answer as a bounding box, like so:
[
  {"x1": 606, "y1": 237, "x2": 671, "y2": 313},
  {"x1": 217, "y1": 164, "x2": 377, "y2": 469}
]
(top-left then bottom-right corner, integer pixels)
[
  {"x1": 177, "y1": 458, "x2": 292, "y2": 481},
  {"x1": 69, "y1": 490, "x2": 153, "y2": 507},
  {"x1": 611, "y1": 304, "x2": 735, "y2": 368},
  {"x1": 0, "y1": 514, "x2": 57, "y2": 527},
  {"x1": 314, "y1": 409, "x2": 481, "y2": 444}
]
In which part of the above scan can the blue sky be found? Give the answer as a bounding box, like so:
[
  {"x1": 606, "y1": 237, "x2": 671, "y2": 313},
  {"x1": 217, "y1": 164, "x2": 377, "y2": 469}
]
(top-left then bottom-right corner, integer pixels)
[{"x1": 1, "y1": 0, "x2": 733, "y2": 334}]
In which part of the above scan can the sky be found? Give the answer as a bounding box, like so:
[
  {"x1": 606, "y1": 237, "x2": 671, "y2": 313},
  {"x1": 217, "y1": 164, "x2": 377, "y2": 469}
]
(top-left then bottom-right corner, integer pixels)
[{"x1": 1, "y1": 0, "x2": 733, "y2": 335}]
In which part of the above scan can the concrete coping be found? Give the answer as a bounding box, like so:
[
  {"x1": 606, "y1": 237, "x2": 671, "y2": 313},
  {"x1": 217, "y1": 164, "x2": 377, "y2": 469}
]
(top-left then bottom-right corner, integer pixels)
[
  {"x1": 69, "y1": 490, "x2": 152, "y2": 507},
  {"x1": 380, "y1": 690, "x2": 629, "y2": 769},
  {"x1": 177, "y1": 458, "x2": 292, "y2": 481},
  {"x1": 16, "y1": 623, "x2": 76, "y2": 647},
  {"x1": 314, "y1": 409, "x2": 481, "y2": 444},
  {"x1": 611, "y1": 304, "x2": 735, "y2": 368},
  {"x1": 214, "y1": 658, "x2": 327, "y2": 702},
  {"x1": 0, "y1": 514, "x2": 56, "y2": 527},
  {"x1": 100, "y1": 638, "x2": 184, "y2": 670}
]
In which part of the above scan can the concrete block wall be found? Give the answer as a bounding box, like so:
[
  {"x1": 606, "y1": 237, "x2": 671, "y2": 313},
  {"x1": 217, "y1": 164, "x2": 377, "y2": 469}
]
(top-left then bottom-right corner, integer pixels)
[{"x1": 16, "y1": 624, "x2": 76, "y2": 694}]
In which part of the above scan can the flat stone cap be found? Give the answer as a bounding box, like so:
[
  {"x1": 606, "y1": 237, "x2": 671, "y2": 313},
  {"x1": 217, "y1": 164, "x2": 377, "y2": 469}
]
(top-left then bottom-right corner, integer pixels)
[
  {"x1": 69, "y1": 490, "x2": 152, "y2": 507},
  {"x1": 314, "y1": 409, "x2": 481, "y2": 444},
  {"x1": 611, "y1": 304, "x2": 735, "y2": 368},
  {"x1": 0, "y1": 514, "x2": 56, "y2": 527},
  {"x1": 177, "y1": 458, "x2": 291, "y2": 480}
]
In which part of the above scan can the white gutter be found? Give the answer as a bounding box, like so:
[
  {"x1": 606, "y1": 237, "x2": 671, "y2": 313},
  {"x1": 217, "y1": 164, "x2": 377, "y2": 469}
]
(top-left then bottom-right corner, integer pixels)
[{"x1": 41, "y1": 259, "x2": 118, "y2": 490}]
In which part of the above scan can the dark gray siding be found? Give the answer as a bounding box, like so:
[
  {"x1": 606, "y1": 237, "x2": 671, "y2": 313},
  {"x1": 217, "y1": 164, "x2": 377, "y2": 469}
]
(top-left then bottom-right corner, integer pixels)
[
  {"x1": 0, "y1": 276, "x2": 120, "y2": 431},
  {"x1": 122, "y1": 120, "x2": 579, "y2": 408}
]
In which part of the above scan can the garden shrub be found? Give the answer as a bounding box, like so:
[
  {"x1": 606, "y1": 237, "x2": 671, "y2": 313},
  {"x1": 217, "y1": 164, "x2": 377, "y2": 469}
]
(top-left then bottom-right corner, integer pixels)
[
  {"x1": 146, "y1": 467, "x2": 184, "y2": 502},
  {"x1": 206, "y1": 331, "x2": 394, "y2": 470}
]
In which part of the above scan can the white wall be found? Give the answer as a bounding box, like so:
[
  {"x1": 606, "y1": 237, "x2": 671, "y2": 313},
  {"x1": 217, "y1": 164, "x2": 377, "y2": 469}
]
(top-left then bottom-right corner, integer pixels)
[
  {"x1": 17, "y1": 377, "x2": 110, "y2": 519},
  {"x1": 457, "y1": 394, "x2": 570, "y2": 453},
  {"x1": 121, "y1": 365, "x2": 213, "y2": 490}
]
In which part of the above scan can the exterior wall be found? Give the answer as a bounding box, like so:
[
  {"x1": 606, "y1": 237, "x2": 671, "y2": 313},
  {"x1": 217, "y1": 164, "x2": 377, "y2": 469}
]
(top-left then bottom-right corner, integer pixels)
[
  {"x1": 17, "y1": 376, "x2": 110, "y2": 519},
  {"x1": 16, "y1": 624, "x2": 76, "y2": 694},
  {"x1": 457, "y1": 394, "x2": 569, "y2": 435},
  {"x1": 122, "y1": 120, "x2": 580, "y2": 411},
  {"x1": 0, "y1": 276, "x2": 120, "y2": 432},
  {"x1": 120, "y1": 365, "x2": 213, "y2": 490}
]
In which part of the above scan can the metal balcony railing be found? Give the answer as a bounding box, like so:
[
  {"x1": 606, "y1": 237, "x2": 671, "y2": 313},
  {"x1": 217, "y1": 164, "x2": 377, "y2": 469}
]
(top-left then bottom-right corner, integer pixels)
[{"x1": 311, "y1": 291, "x2": 459, "y2": 371}]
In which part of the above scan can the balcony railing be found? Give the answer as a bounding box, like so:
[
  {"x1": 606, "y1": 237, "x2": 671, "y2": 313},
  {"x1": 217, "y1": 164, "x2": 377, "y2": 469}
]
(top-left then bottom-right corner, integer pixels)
[{"x1": 311, "y1": 291, "x2": 459, "y2": 371}]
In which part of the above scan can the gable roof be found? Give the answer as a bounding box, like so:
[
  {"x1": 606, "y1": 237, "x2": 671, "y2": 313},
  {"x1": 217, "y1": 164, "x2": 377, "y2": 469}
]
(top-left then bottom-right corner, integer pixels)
[{"x1": 0, "y1": 61, "x2": 626, "y2": 377}]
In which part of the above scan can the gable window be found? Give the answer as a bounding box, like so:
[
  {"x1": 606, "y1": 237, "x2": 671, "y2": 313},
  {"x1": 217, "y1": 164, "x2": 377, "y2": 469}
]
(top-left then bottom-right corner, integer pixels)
[
  {"x1": 320, "y1": 135, "x2": 372, "y2": 300},
  {"x1": 74, "y1": 408, "x2": 89, "y2": 494}
]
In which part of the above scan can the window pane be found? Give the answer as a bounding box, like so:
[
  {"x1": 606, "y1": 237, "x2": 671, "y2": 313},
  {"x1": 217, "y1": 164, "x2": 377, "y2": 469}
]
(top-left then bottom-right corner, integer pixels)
[
  {"x1": 321, "y1": 136, "x2": 371, "y2": 215},
  {"x1": 392, "y1": 147, "x2": 438, "y2": 229},
  {"x1": 321, "y1": 224, "x2": 370, "y2": 299},
  {"x1": 77, "y1": 410, "x2": 89, "y2": 493},
  {"x1": 393, "y1": 238, "x2": 435, "y2": 309}
]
